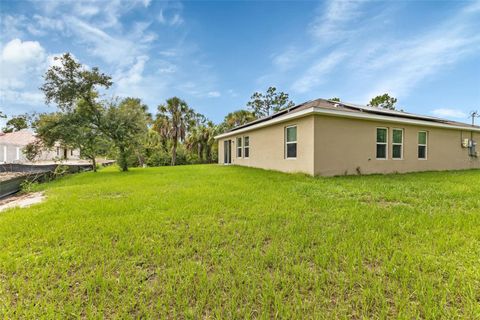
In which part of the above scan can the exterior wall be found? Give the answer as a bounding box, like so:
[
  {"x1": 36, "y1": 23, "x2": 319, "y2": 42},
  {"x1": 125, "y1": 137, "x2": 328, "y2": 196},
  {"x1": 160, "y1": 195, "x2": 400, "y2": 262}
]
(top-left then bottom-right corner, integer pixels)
[
  {"x1": 0, "y1": 144, "x2": 81, "y2": 164},
  {"x1": 314, "y1": 115, "x2": 480, "y2": 176},
  {"x1": 217, "y1": 115, "x2": 315, "y2": 175}
]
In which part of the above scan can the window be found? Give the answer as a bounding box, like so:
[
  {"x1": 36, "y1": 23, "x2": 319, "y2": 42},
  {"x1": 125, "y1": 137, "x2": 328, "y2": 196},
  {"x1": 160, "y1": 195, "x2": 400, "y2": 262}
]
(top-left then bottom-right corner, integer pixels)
[
  {"x1": 418, "y1": 131, "x2": 428, "y2": 159},
  {"x1": 56, "y1": 147, "x2": 60, "y2": 156},
  {"x1": 376, "y1": 128, "x2": 388, "y2": 159},
  {"x1": 71, "y1": 149, "x2": 74, "y2": 156},
  {"x1": 236, "y1": 137, "x2": 242, "y2": 158},
  {"x1": 285, "y1": 126, "x2": 297, "y2": 159},
  {"x1": 392, "y1": 129, "x2": 403, "y2": 160},
  {"x1": 243, "y1": 136, "x2": 250, "y2": 158},
  {"x1": 16, "y1": 147, "x2": 20, "y2": 160}
]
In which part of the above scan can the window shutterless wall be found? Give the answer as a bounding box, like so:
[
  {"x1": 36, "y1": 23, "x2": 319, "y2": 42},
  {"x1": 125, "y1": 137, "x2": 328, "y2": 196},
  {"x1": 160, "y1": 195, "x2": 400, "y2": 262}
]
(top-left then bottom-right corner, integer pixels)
[
  {"x1": 314, "y1": 115, "x2": 479, "y2": 176},
  {"x1": 217, "y1": 115, "x2": 315, "y2": 174}
]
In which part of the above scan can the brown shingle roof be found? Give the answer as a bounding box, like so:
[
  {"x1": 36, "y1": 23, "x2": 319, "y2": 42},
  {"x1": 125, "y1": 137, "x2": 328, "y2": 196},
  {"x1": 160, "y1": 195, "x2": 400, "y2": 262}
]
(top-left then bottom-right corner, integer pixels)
[{"x1": 227, "y1": 98, "x2": 480, "y2": 132}]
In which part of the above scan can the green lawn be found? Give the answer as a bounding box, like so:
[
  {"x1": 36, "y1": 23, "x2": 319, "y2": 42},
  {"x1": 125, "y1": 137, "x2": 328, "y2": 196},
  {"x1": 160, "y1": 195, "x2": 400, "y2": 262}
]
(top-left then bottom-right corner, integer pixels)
[{"x1": 1, "y1": 165, "x2": 479, "y2": 319}]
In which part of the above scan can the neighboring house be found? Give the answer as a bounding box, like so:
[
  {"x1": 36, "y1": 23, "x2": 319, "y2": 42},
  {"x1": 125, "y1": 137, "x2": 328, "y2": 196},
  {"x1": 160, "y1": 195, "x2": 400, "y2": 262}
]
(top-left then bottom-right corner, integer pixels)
[
  {"x1": 0, "y1": 129, "x2": 80, "y2": 163},
  {"x1": 215, "y1": 98, "x2": 480, "y2": 176}
]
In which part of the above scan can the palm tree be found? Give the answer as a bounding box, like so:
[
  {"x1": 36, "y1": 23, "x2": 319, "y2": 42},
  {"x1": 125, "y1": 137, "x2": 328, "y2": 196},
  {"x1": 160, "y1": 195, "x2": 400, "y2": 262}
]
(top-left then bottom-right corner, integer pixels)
[
  {"x1": 153, "y1": 114, "x2": 170, "y2": 153},
  {"x1": 204, "y1": 121, "x2": 217, "y2": 162},
  {"x1": 221, "y1": 110, "x2": 256, "y2": 132},
  {"x1": 185, "y1": 126, "x2": 204, "y2": 162},
  {"x1": 156, "y1": 97, "x2": 192, "y2": 165}
]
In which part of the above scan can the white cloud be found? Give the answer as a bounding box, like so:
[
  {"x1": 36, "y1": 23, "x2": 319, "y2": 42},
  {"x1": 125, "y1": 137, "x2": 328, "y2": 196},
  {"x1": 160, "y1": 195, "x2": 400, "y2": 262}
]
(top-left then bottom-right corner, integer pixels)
[
  {"x1": 207, "y1": 91, "x2": 221, "y2": 98},
  {"x1": 1, "y1": 38, "x2": 45, "y2": 65},
  {"x1": 66, "y1": 17, "x2": 141, "y2": 66},
  {"x1": 157, "y1": 8, "x2": 184, "y2": 26},
  {"x1": 0, "y1": 39, "x2": 46, "y2": 90},
  {"x1": 264, "y1": 0, "x2": 480, "y2": 104},
  {"x1": 431, "y1": 108, "x2": 468, "y2": 119},
  {"x1": 291, "y1": 51, "x2": 346, "y2": 93},
  {"x1": 115, "y1": 55, "x2": 149, "y2": 88},
  {"x1": 361, "y1": 7, "x2": 480, "y2": 100},
  {"x1": 309, "y1": 0, "x2": 364, "y2": 42}
]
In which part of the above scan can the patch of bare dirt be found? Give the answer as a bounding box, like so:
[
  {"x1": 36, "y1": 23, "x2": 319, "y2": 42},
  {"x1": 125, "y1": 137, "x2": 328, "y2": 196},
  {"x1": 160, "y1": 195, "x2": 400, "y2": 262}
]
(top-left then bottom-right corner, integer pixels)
[{"x1": 0, "y1": 192, "x2": 45, "y2": 212}]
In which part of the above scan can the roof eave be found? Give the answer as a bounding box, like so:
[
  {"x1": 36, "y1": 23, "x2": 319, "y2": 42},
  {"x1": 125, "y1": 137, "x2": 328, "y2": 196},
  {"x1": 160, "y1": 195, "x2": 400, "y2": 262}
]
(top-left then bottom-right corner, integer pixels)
[{"x1": 214, "y1": 107, "x2": 480, "y2": 139}]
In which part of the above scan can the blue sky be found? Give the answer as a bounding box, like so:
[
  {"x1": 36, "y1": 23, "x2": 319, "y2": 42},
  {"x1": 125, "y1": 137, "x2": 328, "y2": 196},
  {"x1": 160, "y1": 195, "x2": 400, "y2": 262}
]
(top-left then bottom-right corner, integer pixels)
[{"x1": 1, "y1": 0, "x2": 479, "y2": 125}]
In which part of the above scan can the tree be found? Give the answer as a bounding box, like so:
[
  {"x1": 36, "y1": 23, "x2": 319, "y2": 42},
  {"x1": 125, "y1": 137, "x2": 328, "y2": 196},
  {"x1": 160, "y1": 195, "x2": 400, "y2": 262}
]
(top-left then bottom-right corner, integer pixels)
[
  {"x1": 39, "y1": 53, "x2": 113, "y2": 171},
  {"x1": 41, "y1": 53, "x2": 112, "y2": 112},
  {"x1": 2, "y1": 114, "x2": 29, "y2": 133},
  {"x1": 246, "y1": 87, "x2": 295, "y2": 118},
  {"x1": 220, "y1": 110, "x2": 256, "y2": 132},
  {"x1": 368, "y1": 94, "x2": 398, "y2": 110},
  {"x1": 100, "y1": 98, "x2": 149, "y2": 171},
  {"x1": 156, "y1": 97, "x2": 192, "y2": 166},
  {"x1": 23, "y1": 140, "x2": 43, "y2": 162},
  {"x1": 33, "y1": 103, "x2": 108, "y2": 172},
  {"x1": 330, "y1": 97, "x2": 341, "y2": 102},
  {"x1": 0, "y1": 111, "x2": 6, "y2": 119}
]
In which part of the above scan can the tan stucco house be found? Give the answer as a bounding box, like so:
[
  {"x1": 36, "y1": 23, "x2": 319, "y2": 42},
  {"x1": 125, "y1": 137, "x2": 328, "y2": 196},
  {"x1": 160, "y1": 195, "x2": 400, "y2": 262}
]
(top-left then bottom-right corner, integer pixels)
[{"x1": 215, "y1": 99, "x2": 480, "y2": 176}]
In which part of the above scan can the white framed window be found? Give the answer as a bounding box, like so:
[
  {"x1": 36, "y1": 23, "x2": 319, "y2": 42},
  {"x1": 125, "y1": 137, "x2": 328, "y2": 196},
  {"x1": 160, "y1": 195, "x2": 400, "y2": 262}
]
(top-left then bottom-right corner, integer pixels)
[
  {"x1": 392, "y1": 128, "x2": 403, "y2": 160},
  {"x1": 56, "y1": 147, "x2": 60, "y2": 156},
  {"x1": 236, "y1": 137, "x2": 242, "y2": 158},
  {"x1": 71, "y1": 149, "x2": 74, "y2": 156},
  {"x1": 376, "y1": 128, "x2": 388, "y2": 160},
  {"x1": 285, "y1": 125, "x2": 297, "y2": 159},
  {"x1": 418, "y1": 131, "x2": 428, "y2": 160},
  {"x1": 16, "y1": 147, "x2": 20, "y2": 160},
  {"x1": 243, "y1": 136, "x2": 250, "y2": 158},
  {"x1": 3, "y1": 146, "x2": 6, "y2": 162}
]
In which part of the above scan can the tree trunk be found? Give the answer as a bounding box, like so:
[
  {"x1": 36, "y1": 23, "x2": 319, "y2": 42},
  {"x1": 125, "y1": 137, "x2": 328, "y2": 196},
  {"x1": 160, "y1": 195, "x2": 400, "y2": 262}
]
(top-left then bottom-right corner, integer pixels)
[
  {"x1": 197, "y1": 143, "x2": 202, "y2": 162},
  {"x1": 91, "y1": 156, "x2": 97, "y2": 172},
  {"x1": 171, "y1": 139, "x2": 177, "y2": 166},
  {"x1": 119, "y1": 145, "x2": 128, "y2": 171},
  {"x1": 135, "y1": 148, "x2": 144, "y2": 167},
  {"x1": 206, "y1": 146, "x2": 211, "y2": 163}
]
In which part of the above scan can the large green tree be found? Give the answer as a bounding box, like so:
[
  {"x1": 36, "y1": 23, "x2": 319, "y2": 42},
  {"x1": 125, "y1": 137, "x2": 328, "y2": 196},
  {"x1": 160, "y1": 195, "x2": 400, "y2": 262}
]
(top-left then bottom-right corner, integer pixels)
[
  {"x1": 34, "y1": 107, "x2": 107, "y2": 171},
  {"x1": 2, "y1": 114, "x2": 29, "y2": 133},
  {"x1": 100, "y1": 98, "x2": 149, "y2": 171},
  {"x1": 41, "y1": 53, "x2": 112, "y2": 112},
  {"x1": 247, "y1": 87, "x2": 295, "y2": 118},
  {"x1": 156, "y1": 97, "x2": 193, "y2": 166},
  {"x1": 39, "y1": 53, "x2": 112, "y2": 170},
  {"x1": 368, "y1": 94, "x2": 398, "y2": 110}
]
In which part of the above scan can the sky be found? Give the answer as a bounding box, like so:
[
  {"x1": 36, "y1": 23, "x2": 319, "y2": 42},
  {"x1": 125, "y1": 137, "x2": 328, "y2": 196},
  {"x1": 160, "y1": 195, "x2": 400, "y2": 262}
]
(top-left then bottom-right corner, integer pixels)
[{"x1": 1, "y1": 0, "x2": 479, "y2": 126}]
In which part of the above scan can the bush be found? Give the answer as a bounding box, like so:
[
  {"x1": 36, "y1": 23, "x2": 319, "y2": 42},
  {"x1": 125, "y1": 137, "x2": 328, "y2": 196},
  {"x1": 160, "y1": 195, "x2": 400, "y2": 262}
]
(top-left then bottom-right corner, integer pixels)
[{"x1": 147, "y1": 151, "x2": 171, "y2": 167}]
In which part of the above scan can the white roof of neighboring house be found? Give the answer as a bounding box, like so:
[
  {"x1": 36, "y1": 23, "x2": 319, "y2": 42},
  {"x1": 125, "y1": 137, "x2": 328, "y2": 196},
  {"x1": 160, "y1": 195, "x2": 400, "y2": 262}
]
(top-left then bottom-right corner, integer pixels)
[{"x1": 0, "y1": 129, "x2": 37, "y2": 146}]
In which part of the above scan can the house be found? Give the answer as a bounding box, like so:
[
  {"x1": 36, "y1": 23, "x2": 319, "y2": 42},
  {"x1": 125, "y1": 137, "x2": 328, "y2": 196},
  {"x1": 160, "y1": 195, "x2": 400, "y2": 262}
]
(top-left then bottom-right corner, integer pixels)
[
  {"x1": 215, "y1": 99, "x2": 480, "y2": 176},
  {"x1": 0, "y1": 129, "x2": 80, "y2": 164}
]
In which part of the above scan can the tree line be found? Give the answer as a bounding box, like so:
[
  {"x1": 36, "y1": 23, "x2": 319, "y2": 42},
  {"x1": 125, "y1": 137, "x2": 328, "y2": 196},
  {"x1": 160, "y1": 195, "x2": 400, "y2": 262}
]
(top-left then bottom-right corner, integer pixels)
[{"x1": 1, "y1": 53, "x2": 402, "y2": 172}]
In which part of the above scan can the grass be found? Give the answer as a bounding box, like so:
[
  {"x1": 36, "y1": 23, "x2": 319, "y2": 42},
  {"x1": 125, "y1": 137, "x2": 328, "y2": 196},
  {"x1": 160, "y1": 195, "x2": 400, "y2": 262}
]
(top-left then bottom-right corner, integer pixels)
[{"x1": 1, "y1": 165, "x2": 480, "y2": 319}]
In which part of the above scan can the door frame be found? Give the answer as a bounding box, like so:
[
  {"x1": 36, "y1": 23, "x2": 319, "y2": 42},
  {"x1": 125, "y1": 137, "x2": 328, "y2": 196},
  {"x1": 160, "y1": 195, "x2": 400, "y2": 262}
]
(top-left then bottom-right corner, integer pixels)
[{"x1": 223, "y1": 140, "x2": 232, "y2": 164}]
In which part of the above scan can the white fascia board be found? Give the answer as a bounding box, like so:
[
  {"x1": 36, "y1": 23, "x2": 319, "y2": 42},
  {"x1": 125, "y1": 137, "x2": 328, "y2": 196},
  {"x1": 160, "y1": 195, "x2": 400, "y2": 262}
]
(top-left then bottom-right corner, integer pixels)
[{"x1": 214, "y1": 107, "x2": 480, "y2": 139}]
